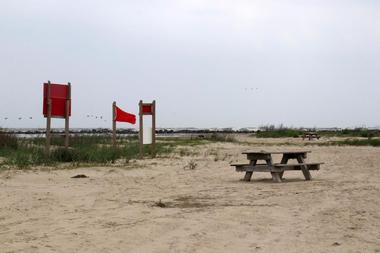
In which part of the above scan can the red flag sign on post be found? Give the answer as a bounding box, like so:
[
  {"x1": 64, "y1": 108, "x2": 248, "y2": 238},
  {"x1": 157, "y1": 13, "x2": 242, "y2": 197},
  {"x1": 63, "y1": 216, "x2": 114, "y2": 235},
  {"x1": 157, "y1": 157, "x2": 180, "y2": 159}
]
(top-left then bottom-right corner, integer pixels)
[
  {"x1": 112, "y1": 102, "x2": 136, "y2": 147},
  {"x1": 43, "y1": 83, "x2": 71, "y2": 118},
  {"x1": 43, "y1": 81, "x2": 71, "y2": 154}
]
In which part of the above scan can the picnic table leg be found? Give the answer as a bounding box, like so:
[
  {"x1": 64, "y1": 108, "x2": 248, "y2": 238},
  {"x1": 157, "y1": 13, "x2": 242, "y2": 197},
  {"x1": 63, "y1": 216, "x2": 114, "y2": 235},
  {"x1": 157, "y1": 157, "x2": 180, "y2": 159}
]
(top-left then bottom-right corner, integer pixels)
[
  {"x1": 271, "y1": 172, "x2": 282, "y2": 183},
  {"x1": 243, "y1": 160, "x2": 256, "y2": 181},
  {"x1": 266, "y1": 158, "x2": 282, "y2": 183},
  {"x1": 279, "y1": 155, "x2": 289, "y2": 179},
  {"x1": 297, "y1": 156, "x2": 312, "y2": 181}
]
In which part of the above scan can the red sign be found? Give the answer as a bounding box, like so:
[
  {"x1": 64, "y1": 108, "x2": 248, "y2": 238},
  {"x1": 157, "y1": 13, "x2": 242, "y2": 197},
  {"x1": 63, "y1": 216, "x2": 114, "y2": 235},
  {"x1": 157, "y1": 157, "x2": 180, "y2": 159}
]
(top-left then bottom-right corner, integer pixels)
[
  {"x1": 142, "y1": 104, "x2": 153, "y2": 115},
  {"x1": 43, "y1": 83, "x2": 71, "y2": 118}
]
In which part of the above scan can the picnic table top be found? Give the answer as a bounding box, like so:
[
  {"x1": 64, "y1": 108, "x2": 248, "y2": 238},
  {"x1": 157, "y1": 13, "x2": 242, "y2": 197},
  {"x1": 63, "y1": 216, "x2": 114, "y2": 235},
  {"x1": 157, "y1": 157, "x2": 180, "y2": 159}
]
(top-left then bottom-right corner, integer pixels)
[{"x1": 242, "y1": 150, "x2": 311, "y2": 155}]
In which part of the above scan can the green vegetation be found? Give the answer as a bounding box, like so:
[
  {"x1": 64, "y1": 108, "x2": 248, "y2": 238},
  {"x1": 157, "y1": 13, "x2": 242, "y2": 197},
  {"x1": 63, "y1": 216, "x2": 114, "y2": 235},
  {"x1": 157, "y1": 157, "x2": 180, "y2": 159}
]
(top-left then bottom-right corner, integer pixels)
[
  {"x1": 256, "y1": 129, "x2": 303, "y2": 138},
  {"x1": 331, "y1": 138, "x2": 380, "y2": 147},
  {"x1": 255, "y1": 125, "x2": 380, "y2": 139},
  {"x1": 318, "y1": 128, "x2": 380, "y2": 138},
  {"x1": 0, "y1": 132, "x2": 237, "y2": 169}
]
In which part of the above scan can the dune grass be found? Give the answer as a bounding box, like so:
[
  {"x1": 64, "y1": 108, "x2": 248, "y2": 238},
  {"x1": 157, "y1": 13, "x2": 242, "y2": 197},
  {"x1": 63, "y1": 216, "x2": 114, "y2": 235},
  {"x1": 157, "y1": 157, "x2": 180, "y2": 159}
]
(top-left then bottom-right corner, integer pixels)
[
  {"x1": 331, "y1": 138, "x2": 380, "y2": 147},
  {"x1": 256, "y1": 129, "x2": 303, "y2": 138},
  {"x1": 0, "y1": 133, "x2": 237, "y2": 169},
  {"x1": 255, "y1": 125, "x2": 380, "y2": 139},
  {"x1": 319, "y1": 129, "x2": 380, "y2": 138}
]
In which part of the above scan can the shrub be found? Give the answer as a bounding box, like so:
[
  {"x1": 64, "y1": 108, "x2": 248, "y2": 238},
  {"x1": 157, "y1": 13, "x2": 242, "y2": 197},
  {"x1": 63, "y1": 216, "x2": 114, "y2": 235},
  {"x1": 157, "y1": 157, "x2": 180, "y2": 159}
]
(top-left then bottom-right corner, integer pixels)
[{"x1": 256, "y1": 129, "x2": 303, "y2": 138}]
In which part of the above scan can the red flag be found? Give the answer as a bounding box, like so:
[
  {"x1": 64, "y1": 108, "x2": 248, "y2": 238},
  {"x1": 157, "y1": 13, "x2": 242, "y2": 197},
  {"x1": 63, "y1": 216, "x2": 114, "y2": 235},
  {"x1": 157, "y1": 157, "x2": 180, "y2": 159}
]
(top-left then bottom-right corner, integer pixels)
[{"x1": 115, "y1": 106, "x2": 136, "y2": 124}]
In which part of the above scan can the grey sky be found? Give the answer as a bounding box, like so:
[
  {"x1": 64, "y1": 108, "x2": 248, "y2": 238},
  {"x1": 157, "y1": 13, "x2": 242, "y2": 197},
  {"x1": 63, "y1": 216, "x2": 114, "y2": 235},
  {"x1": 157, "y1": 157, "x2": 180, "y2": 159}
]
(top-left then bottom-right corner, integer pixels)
[{"x1": 1, "y1": 0, "x2": 379, "y2": 129}]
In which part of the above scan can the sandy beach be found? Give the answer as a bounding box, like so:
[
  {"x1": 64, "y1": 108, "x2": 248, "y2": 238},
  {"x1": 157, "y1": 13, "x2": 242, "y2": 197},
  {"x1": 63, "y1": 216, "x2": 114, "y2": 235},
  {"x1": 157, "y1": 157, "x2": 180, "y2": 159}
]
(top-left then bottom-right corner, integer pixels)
[{"x1": 1, "y1": 140, "x2": 379, "y2": 253}]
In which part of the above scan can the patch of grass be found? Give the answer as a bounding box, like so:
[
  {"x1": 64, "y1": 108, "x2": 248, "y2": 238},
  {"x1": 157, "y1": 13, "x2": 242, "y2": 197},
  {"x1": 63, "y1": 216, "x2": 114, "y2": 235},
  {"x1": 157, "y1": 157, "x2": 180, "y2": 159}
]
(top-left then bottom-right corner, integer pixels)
[
  {"x1": 318, "y1": 129, "x2": 380, "y2": 138},
  {"x1": 1, "y1": 134, "x2": 238, "y2": 169},
  {"x1": 256, "y1": 129, "x2": 303, "y2": 138},
  {"x1": 331, "y1": 138, "x2": 380, "y2": 147},
  {"x1": 206, "y1": 133, "x2": 237, "y2": 142},
  {"x1": 0, "y1": 130, "x2": 18, "y2": 149}
]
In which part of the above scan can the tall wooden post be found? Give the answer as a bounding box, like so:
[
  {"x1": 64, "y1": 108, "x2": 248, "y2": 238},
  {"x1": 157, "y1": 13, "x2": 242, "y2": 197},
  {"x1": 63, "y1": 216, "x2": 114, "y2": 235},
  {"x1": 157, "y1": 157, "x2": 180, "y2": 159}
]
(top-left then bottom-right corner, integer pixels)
[
  {"x1": 64, "y1": 82, "x2": 71, "y2": 149},
  {"x1": 139, "y1": 100, "x2": 143, "y2": 158},
  {"x1": 45, "y1": 81, "x2": 52, "y2": 155},
  {"x1": 152, "y1": 100, "x2": 156, "y2": 157},
  {"x1": 112, "y1": 101, "x2": 117, "y2": 148}
]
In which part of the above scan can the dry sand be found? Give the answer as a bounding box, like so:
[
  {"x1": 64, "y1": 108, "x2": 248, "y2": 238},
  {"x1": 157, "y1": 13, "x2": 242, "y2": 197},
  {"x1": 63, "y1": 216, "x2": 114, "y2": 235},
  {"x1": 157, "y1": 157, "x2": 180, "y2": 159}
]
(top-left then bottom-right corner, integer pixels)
[{"x1": 1, "y1": 140, "x2": 380, "y2": 253}]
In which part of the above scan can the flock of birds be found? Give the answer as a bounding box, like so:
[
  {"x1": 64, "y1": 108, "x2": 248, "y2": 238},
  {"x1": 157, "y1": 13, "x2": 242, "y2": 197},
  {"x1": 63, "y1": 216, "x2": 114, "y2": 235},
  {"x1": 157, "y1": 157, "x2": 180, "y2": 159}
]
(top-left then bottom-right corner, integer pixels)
[
  {"x1": 244, "y1": 87, "x2": 259, "y2": 92},
  {"x1": 2, "y1": 87, "x2": 259, "y2": 123},
  {"x1": 0, "y1": 115, "x2": 108, "y2": 122},
  {"x1": 86, "y1": 115, "x2": 108, "y2": 122}
]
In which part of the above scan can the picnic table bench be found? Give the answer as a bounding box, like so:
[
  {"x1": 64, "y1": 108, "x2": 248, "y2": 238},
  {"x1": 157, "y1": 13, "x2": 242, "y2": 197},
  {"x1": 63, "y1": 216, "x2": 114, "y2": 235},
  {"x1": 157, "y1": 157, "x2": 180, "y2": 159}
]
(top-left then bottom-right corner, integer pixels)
[
  {"x1": 302, "y1": 132, "x2": 320, "y2": 140},
  {"x1": 231, "y1": 150, "x2": 323, "y2": 183}
]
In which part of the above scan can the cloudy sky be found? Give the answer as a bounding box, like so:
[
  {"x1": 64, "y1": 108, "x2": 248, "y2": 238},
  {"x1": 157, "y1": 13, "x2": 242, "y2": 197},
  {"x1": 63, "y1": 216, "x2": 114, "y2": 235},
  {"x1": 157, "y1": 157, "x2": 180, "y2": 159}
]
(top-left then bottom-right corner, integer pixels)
[{"x1": 0, "y1": 0, "x2": 379, "y2": 129}]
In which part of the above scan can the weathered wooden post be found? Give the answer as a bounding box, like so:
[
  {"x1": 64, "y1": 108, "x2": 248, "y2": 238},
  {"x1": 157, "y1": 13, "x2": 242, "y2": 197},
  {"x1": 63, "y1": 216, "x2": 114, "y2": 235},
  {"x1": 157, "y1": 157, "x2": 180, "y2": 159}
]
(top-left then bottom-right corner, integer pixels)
[
  {"x1": 64, "y1": 82, "x2": 71, "y2": 149},
  {"x1": 112, "y1": 102, "x2": 136, "y2": 148},
  {"x1": 139, "y1": 100, "x2": 143, "y2": 158},
  {"x1": 151, "y1": 100, "x2": 156, "y2": 157},
  {"x1": 45, "y1": 81, "x2": 52, "y2": 155},
  {"x1": 112, "y1": 101, "x2": 117, "y2": 148}
]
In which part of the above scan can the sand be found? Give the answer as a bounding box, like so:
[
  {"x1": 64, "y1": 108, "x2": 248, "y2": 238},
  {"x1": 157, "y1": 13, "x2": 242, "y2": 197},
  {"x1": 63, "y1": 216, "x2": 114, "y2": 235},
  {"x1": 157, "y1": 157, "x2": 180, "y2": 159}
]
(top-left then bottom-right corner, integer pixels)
[{"x1": 1, "y1": 140, "x2": 380, "y2": 253}]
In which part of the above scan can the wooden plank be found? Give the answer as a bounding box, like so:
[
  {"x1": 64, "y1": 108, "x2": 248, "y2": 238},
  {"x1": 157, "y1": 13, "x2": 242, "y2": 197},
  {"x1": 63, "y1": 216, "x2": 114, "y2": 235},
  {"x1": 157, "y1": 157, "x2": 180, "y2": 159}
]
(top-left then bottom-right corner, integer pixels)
[
  {"x1": 243, "y1": 150, "x2": 311, "y2": 154},
  {"x1": 64, "y1": 82, "x2": 71, "y2": 149},
  {"x1": 243, "y1": 172, "x2": 253, "y2": 181},
  {"x1": 234, "y1": 164, "x2": 278, "y2": 172},
  {"x1": 139, "y1": 100, "x2": 143, "y2": 158},
  {"x1": 274, "y1": 163, "x2": 322, "y2": 171},
  {"x1": 282, "y1": 153, "x2": 308, "y2": 159},
  {"x1": 243, "y1": 160, "x2": 257, "y2": 181},
  {"x1": 230, "y1": 163, "x2": 250, "y2": 167},
  {"x1": 279, "y1": 155, "x2": 289, "y2": 179},
  {"x1": 232, "y1": 163, "x2": 321, "y2": 172},
  {"x1": 246, "y1": 153, "x2": 272, "y2": 161},
  {"x1": 274, "y1": 162, "x2": 323, "y2": 167},
  {"x1": 266, "y1": 157, "x2": 282, "y2": 183},
  {"x1": 112, "y1": 102, "x2": 116, "y2": 148},
  {"x1": 231, "y1": 163, "x2": 268, "y2": 167},
  {"x1": 151, "y1": 100, "x2": 156, "y2": 158},
  {"x1": 297, "y1": 156, "x2": 312, "y2": 180},
  {"x1": 45, "y1": 81, "x2": 52, "y2": 155},
  {"x1": 271, "y1": 172, "x2": 282, "y2": 183}
]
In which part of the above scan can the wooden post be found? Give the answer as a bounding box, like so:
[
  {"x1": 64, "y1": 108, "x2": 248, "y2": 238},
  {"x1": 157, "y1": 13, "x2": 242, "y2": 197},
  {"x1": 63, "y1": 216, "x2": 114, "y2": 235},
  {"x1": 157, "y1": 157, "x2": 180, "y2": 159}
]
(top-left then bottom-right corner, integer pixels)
[
  {"x1": 45, "y1": 81, "x2": 52, "y2": 155},
  {"x1": 297, "y1": 156, "x2": 312, "y2": 181},
  {"x1": 139, "y1": 100, "x2": 143, "y2": 158},
  {"x1": 151, "y1": 100, "x2": 156, "y2": 157},
  {"x1": 64, "y1": 82, "x2": 71, "y2": 149},
  {"x1": 279, "y1": 155, "x2": 289, "y2": 179},
  {"x1": 244, "y1": 160, "x2": 256, "y2": 181},
  {"x1": 112, "y1": 101, "x2": 117, "y2": 148},
  {"x1": 267, "y1": 157, "x2": 282, "y2": 183}
]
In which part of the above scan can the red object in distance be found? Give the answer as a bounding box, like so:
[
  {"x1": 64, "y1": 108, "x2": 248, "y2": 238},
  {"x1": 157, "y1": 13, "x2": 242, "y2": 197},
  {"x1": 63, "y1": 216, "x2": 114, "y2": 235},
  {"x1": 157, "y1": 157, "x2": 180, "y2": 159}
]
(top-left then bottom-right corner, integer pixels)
[
  {"x1": 43, "y1": 83, "x2": 71, "y2": 118},
  {"x1": 115, "y1": 106, "x2": 136, "y2": 124},
  {"x1": 142, "y1": 104, "x2": 153, "y2": 115}
]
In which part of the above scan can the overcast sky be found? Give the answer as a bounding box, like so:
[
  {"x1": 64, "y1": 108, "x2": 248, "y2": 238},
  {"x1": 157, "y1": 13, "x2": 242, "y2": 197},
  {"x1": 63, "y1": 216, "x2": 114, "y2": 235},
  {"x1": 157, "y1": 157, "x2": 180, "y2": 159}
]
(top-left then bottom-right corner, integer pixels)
[{"x1": 0, "y1": 0, "x2": 379, "y2": 129}]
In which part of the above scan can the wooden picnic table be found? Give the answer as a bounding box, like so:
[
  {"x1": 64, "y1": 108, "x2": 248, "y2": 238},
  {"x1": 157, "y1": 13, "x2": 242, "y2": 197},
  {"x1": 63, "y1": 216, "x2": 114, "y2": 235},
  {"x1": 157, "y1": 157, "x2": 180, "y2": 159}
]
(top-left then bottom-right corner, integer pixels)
[
  {"x1": 302, "y1": 132, "x2": 320, "y2": 140},
  {"x1": 231, "y1": 150, "x2": 322, "y2": 183}
]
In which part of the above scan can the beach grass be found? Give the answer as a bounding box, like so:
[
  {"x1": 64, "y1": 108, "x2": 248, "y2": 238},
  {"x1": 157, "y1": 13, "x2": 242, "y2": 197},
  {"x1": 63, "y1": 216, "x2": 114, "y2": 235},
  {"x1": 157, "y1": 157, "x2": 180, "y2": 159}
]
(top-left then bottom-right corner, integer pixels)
[{"x1": 0, "y1": 133, "x2": 237, "y2": 169}]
